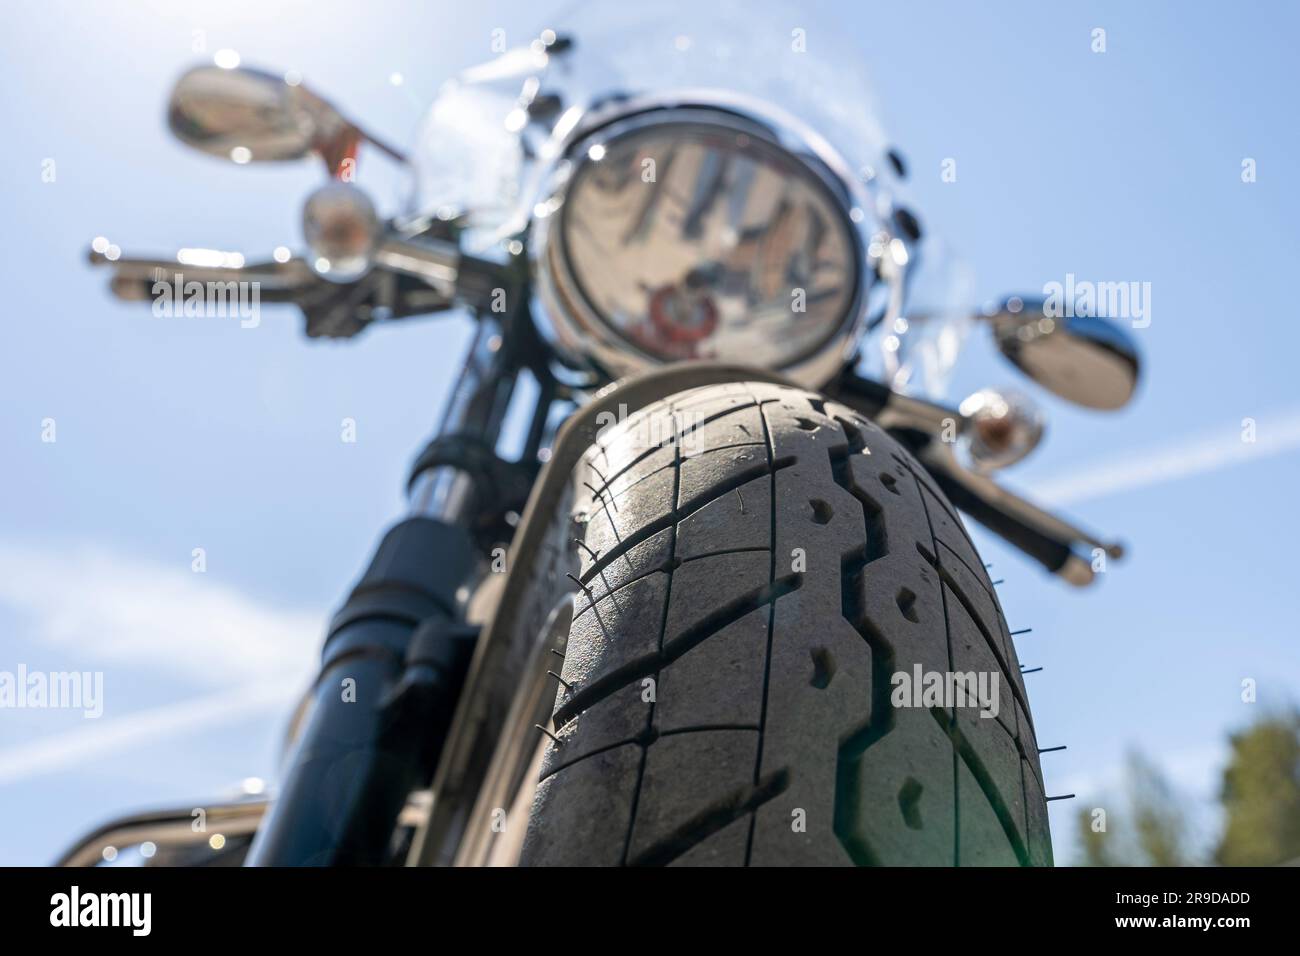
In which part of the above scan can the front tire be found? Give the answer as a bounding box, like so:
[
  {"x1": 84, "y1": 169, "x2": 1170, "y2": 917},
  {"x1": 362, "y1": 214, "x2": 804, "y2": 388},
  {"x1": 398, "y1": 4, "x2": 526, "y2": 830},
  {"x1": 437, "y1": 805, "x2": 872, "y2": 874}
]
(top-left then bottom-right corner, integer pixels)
[{"x1": 522, "y1": 382, "x2": 1050, "y2": 866}]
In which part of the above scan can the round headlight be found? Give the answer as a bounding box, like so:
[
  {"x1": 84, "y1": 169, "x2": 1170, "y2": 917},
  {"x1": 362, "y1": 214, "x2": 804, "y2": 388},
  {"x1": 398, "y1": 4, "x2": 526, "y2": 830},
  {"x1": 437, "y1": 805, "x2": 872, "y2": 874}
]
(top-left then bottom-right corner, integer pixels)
[{"x1": 538, "y1": 107, "x2": 866, "y2": 380}]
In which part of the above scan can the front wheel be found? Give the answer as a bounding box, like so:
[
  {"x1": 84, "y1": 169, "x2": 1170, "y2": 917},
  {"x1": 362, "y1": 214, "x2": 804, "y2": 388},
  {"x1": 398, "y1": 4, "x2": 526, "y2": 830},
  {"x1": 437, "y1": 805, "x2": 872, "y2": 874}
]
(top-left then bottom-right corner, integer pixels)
[{"x1": 522, "y1": 382, "x2": 1051, "y2": 866}]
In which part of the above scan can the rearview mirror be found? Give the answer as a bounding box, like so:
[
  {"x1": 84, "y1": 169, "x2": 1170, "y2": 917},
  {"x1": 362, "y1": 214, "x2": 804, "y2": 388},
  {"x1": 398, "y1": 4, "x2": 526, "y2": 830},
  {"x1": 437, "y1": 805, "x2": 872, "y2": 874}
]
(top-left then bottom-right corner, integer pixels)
[
  {"x1": 986, "y1": 296, "x2": 1141, "y2": 410},
  {"x1": 167, "y1": 64, "x2": 351, "y2": 164}
]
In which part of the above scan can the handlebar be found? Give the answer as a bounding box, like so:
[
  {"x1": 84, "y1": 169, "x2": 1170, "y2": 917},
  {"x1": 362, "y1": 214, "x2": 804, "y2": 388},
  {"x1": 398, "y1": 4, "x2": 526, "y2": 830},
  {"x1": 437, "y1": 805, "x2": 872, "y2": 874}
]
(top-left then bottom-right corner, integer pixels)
[
  {"x1": 85, "y1": 229, "x2": 511, "y2": 338},
  {"x1": 87, "y1": 247, "x2": 316, "y2": 286},
  {"x1": 372, "y1": 233, "x2": 507, "y2": 309},
  {"x1": 88, "y1": 247, "x2": 319, "y2": 301}
]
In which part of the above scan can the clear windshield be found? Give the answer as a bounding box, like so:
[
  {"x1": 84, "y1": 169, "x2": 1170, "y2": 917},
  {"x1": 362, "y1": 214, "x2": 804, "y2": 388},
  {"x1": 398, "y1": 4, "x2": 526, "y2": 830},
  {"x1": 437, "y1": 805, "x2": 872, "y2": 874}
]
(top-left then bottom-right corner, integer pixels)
[
  {"x1": 886, "y1": 239, "x2": 977, "y2": 399},
  {"x1": 406, "y1": 0, "x2": 971, "y2": 398},
  {"x1": 540, "y1": 0, "x2": 894, "y2": 175},
  {"x1": 408, "y1": 0, "x2": 898, "y2": 240}
]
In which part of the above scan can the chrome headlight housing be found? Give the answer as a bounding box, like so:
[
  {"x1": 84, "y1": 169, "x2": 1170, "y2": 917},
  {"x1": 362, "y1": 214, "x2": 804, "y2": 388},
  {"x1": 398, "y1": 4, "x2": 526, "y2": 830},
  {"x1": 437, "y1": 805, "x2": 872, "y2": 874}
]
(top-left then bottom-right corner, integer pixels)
[{"x1": 534, "y1": 98, "x2": 889, "y2": 387}]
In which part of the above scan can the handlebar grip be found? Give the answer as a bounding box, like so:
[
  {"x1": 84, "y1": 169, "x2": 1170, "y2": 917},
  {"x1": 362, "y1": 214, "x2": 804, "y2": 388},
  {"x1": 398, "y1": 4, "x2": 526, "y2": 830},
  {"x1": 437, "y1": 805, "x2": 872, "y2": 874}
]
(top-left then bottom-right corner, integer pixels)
[{"x1": 928, "y1": 472, "x2": 1072, "y2": 572}]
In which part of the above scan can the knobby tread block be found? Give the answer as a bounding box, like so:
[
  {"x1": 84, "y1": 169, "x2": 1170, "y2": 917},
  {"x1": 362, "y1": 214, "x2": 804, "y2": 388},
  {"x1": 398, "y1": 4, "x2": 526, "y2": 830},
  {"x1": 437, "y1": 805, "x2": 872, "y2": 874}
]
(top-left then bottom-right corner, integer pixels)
[{"x1": 520, "y1": 382, "x2": 1051, "y2": 867}]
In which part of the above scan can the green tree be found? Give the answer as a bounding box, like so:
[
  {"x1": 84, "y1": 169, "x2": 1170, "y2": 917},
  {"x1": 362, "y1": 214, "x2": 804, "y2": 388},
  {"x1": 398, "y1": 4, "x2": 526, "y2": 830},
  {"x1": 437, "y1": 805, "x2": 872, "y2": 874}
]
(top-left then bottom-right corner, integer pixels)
[
  {"x1": 1214, "y1": 711, "x2": 1300, "y2": 866},
  {"x1": 1128, "y1": 751, "x2": 1190, "y2": 866},
  {"x1": 1075, "y1": 805, "x2": 1121, "y2": 866},
  {"x1": 1074, "y1": 750, "x2": 1191, "y2": 866}
]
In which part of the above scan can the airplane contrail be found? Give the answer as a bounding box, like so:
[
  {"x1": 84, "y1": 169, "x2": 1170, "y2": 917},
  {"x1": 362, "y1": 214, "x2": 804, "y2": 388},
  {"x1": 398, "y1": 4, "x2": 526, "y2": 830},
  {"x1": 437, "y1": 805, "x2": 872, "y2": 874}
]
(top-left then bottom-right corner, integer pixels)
[
  {"x1": 1035, "y1": 409, "x2": 1300, "y2": 507},
  {"x1": 0, "y1": 543, "x2": 316, "y2": 784},
  {"x1": 0, "y1": 682, "x2": 295, "y2": 786}
]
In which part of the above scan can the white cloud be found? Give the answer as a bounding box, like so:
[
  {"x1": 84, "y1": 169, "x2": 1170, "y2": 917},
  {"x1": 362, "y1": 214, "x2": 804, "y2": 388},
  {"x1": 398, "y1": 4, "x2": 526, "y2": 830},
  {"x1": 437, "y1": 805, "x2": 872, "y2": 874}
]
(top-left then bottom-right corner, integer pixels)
[
  {"x1": 0, "y1": 541, "x2": 319, "y2": 783},
  {"x1": 1036, "y1": 408, "x2": 1300, "y2": 506},
  {"x1": 0, "y1": 542, "x2": 320, "y2": 686}
]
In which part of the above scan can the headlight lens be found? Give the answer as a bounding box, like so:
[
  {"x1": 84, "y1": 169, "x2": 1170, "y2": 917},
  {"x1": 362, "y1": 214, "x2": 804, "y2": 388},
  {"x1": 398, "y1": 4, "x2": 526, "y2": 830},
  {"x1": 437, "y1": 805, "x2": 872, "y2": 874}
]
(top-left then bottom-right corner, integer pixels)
[{"x1": 544, "y1": 112, "x2": 862, "y2": 370}]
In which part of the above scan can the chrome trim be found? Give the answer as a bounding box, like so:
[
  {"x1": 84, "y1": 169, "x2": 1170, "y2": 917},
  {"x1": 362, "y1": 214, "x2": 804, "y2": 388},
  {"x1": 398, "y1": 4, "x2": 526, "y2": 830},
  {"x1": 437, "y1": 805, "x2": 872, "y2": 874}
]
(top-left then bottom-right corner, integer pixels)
[
  {"x1": 88, "y1": 245, "x2": 316, "y2": 291},
  {"x1": 406, "y1": 315, "x2": 513, "y2": 522},
  {"x1": 407, "y1": 466, "x2": 477, "y2": 522},
  {"x1": 529, "y1": 91, "x2": 898, "y2": 389},
  {"x1": 374, "y1": 235, "x2": 460, "y2": 297},
  {"x1": 57, "y1": 798, "x2": 268, "y2": 867}
]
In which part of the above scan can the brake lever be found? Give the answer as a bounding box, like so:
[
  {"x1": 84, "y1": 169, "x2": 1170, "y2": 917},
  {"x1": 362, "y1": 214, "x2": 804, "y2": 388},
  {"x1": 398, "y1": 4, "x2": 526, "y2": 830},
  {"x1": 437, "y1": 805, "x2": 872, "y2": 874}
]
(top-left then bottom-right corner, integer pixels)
[
  {"x1": 87, "y1": 240, "x2": 459, "y2": 337},
  {"x1": 88, "y1": 244, "x2": 317, "y2": 295}
]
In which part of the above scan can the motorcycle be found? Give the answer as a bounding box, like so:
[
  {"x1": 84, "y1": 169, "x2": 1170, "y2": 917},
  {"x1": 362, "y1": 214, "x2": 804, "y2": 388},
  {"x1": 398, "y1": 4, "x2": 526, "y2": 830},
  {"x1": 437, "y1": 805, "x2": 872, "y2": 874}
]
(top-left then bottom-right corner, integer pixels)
[{"x1": 63, "y1": 3, "x2": 1139, "y2": 867}]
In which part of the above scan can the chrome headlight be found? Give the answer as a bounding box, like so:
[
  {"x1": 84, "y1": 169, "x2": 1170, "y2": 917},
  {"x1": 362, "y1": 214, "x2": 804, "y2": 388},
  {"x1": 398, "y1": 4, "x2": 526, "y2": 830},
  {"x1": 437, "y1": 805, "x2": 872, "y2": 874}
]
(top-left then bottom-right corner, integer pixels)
[{"x1": 536, "y1": 103, "x2": 878, "y2": 386}]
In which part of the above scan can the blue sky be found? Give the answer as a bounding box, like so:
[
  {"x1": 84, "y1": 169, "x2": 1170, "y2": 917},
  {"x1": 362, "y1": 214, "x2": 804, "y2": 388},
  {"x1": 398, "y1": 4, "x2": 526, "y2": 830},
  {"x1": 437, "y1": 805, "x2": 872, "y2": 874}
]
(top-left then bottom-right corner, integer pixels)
[{"x1": 2, "y1": 0, "x2": 1297, "y2": 865}]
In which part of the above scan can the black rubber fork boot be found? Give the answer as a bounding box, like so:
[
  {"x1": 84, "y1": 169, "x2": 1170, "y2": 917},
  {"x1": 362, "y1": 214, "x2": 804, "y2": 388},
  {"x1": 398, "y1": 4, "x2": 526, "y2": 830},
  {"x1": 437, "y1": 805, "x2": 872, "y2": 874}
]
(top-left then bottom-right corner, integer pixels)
[{"x1": 246, "y1": 518, "x2": 478, "y2": 866}]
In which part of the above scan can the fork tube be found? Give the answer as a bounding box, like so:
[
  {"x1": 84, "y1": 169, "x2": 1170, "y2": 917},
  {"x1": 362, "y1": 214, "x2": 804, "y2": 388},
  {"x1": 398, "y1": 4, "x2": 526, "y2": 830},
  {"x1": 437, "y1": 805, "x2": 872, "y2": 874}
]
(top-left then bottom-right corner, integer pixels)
[
  {"x1": 408, "y1": 317, "x2": 515, "y2": 518},
  {"x1": 247, "y1": 314, "x2": 520, "y2": 866}
]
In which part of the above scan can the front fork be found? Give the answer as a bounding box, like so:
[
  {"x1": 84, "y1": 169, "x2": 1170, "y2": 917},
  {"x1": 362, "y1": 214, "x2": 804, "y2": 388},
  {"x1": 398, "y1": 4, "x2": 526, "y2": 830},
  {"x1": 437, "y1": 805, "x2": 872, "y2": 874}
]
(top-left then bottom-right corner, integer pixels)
[{"x1": 247, "y1": 314, "x2": 539, "y2": 866}]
